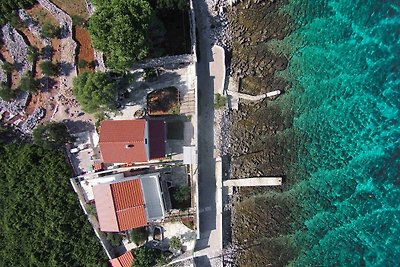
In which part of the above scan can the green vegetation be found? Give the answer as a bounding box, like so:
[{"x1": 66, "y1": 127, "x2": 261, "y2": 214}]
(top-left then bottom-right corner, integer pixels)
[
  {"x1": 214, "y1": 93, "x2": 227, "y2": 109},
  {"x1": 1, "y1": 62, "x2": 15, "y2": 74},
  {"x1": 32, "y1": 122, "x2": 73, "y2": 150},
  {"x1": 133, "y1": 246, "x2": 163, "y2": 267},
  {"x1": 41, "y1": 22, "x2": 61, "y2": 38},
  {"x1": 88, "y1": 0, "x2": 152, "y2": 71},
  {"x1": 173, "y1": 185, "x2": 190, "y2": 203},
  {"x1": 130, "y1": 227, "x2": 148, "y2": 246},
  {"x1": 171, "y1": 185, "x2": 191, "y2": 210},
  {"x1": 40, "y1": 60, "x2": 58, "y2": 76},
  {"x1": 27, "y1": 46, "x2": 39, "y2": 63},
  {"x1": 0, "y1": 0, "x2": 35, "y2": 25},
  {"x1": 0, "y1": 143, "x2": 107, "y2": 266},
  {"x1": 143, "y1": 68, "x2": 157, "y2": 81},
  {"x1": 106, "y1": 232, "x2": 122, "y2": 247},
  {"x1": 78, "y1": 59, "x2": 88, "y2": 68},
  {"x1": 19, "y1": 72, "x2": 36, "y2": 92},
  {"x1": 71, "y1": 15, "x2": 86, "y2": 27},
  {"x1": 86, "y1": 204, "x2": 97, "y2": 216},
  {"x1": 0, "y1": 82, "x2": 15, "y2": 101},
  {"x1": 169, "y1": 236, "x2": 182, "y2": 250},
  {"x1": 73, "y1": 72, "x2": 117, "y2": 113},
  {"x1": 155, "y1": 0, "x2": 188, "y2": 10}
]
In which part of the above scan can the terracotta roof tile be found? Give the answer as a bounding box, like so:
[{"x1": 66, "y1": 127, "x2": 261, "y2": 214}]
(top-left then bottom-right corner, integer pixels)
[
  {"x1": 99, "y1": 120, "x2": 148, "y2": 163},
  {"x1": 111, "y1": 179, "x2": 144, "y2": 210},
  {"x1": 116, "y1": 206, "x2": 147, "y2": 231},
  {"x1": 109, "y1": 251, "x2": 134, "y2": 267}
]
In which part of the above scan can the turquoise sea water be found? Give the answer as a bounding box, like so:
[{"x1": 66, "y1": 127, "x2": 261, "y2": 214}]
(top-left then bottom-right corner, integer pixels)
[{"x1": 272, "y1": 0, "x2": 400, "y2": 265}]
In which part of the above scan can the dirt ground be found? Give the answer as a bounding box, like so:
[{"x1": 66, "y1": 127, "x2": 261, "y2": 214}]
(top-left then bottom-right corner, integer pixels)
[
  {"x1": 75, "y1": 26, "x2": 95, "y2": 74},
  {"x1": 50, "y1": 0, "x2": 89, "y2": 20},
  {"x1": 26, "y1": 4, "x2": 59, "y2": 27},
  {"x1": 147, "y1": 86, "x2": 180, "y2": 115}
]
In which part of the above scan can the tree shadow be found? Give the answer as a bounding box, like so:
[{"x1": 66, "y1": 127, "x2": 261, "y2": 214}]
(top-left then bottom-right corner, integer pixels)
[
  {"x1": 58, "y1": 61, "x2": 75, "y2": 76},
  {"x1": 62, "y1": 119, "x2": 95, "y2": 134}
]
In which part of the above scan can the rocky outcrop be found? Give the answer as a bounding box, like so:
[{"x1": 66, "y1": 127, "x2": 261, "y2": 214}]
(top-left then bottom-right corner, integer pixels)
[
  {"x1": 37, "y1": 0, "x2": 78, "y2": 102},
  {"x1": 0, "y1": 60, "x2": 7, "y2": 83},
  {"x1": 17, "y1": 9, "x2": 52, "y2": 60},
  {"x1": 1, "y1": 24, "x2": 33, "y2": 76},
  {"x1": 20, "y1": 107, "x2": 45, "y2": 133}
]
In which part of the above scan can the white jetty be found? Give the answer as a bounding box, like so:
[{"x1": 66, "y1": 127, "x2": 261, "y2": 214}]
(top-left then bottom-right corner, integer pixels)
[{"x1": 223, "y1": 177, "x2": 282, "y2": 187}]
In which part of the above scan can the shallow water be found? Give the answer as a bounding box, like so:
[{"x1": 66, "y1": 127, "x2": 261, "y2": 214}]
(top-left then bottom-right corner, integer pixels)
[{"x1": 271, "y1": 0, "x2": 400, "y2": 265}]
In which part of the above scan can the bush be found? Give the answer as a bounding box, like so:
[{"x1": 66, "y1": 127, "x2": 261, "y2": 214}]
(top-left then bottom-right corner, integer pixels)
[
  {"x1": 0, "y1": 83, "x2": 15, "y2": 101},
  {"x1": 214, "y1": 93, "x2": 227, "y2": 109},
  {"x1": 106, "y1": 233, "x2": 122, "y2": 247},
  {"x1": 41, "y1": 22, "x2": 61, "y2": 38},
  {"x1": 71, "y1": 15, "x2": 86, "y2": 27},
  {"x1": 169, "y1": 236, "x2": 182, "y2": 250},
  {"x1": 19, "y1": 72, "x2": 36, "y2": 92},
  {"x1": 1, "y1": 62, "x2": 15, "y2": 74},
  {"x1": 40, "y1": 61, "x2": 58, "y2": 76},
  {"x1": 173, "y1": 185, "x2": 190, "y2": 203},
  {"x1": 27, "y1": 46, "x2": 39, "y2": 63},
  {"x1": 130, "y1": 227, "x2": 147, "y2": 246},
  {"x1": 133, "y1": 246, "x2": 161, "y2": 267},
  {"x1": 78, "y1": 59, "x2": 88, "y2": 69},
  {"x1": 85, "y1": 204, "x2": 97, "y2": 216}
]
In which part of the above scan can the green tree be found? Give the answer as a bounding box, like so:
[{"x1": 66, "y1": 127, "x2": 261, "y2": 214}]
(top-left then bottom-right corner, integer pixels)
[
  {"x1": 19, "y1": 72, "x2": 36, "y2": 92},
  {"x1": 40, "y1": 60, "x2": 58, "y2": 76},
  {"x1": 0, "y1": 0, "x2": 35, "y2": 25},
  {"x1": 0, "y1": 82, "x2": 15, "y2": 101},
  {"x1": 106, "y1": 233, "x2": 122, "y2": 247},
  {"x1": 133, "y1": 246, "x2": 158, "y2": 267},
  {"x1": 130, "y1": 227, "x2": 148, "y2": 246},
  {"x1": 173, "y1": 185, "x2": 191, "y2": 203},
  {"x1": 1, "y1": 62, "x2": 15, "y2": 74},
  {"x1": 156, "y1": 0, "x2": 188, "y2": 10},
  {"x1": 73, "y1": 72, "x2": 117, "y2": 113},
  {"x1": 88, "y1": 0, "x2": 152, "y2": 71},
  {"x1": 32, "y1": 122, "x2": 73, "y2": 150},
  {"x1": 41, "y1": 22, "x2": 61, "y2": 38},
  {"x1": 0, "y1": 144, "x2": 107, "y2": 266},
  {"x1": 169, "y1": 236, "x2": 182, "y2": 250}
]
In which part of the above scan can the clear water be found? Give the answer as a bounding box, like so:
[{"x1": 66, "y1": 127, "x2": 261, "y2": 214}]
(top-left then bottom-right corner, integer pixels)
[{"x1": 269, "y1": 0, "x2": 400, "y2": 265}]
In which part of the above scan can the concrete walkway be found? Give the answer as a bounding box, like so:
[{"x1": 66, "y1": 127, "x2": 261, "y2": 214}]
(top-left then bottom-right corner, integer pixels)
[{"x1": 193, "y1": 0, "x2": 223, "y2": 266}]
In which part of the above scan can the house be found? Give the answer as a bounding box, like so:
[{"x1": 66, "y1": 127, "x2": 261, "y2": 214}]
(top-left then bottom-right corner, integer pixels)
[
  {"x1": 99, "y1": 119, "x2": 166, "y2": 164},
  {"x1": 93, "y1": 173, "x2": 165, "y2": 232},
  {"x1": 109, "y1": 251, "x2": 134, "y2": 267}
]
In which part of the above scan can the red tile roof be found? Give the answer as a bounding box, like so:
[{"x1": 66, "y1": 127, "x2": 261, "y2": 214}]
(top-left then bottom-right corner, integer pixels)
[
  {"x1": 111, "y1": 179, "x2": 145, "y2": 210},
  {"x1": 99, "y1": 120, "x2": 148, "y2": 163},
  {"x1": 93, "y1": 179, "x2": 147, "y2": 232},
  {"x1": 109, "y1": 251, "x2": 134, "y2": 267},
  {"x1": 148, "y1": 120, "x2": 166, "y2": 160}
]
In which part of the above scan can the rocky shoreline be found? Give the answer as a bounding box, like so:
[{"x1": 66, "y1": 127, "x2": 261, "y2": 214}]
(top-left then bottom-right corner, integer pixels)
[{"x1": 208, "y1": 0, "x2": 299, "y2": 265}]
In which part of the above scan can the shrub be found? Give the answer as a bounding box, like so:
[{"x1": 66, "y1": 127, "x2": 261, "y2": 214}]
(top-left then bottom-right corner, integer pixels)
[
  {"x1": 173, "y1": 185, "x2": 190, "y2": 203},
  {"x1": 40, "y1": 61, "x2": 58, "y2": 76},
  {"x1": 214, "y1": 93, "x2": 226, "y2": 109},
  {"x1": 41, "y1": 22, "x2": 61, "y2": 38},
  {"x1": 19, "y1": 72, "x2": 36, "y2": 92},
  {"x1": 1, "y1": 62, "x2": 15, "y2": 74},
  {"x1": 169, "y1": 236, "x2": 182, "y2": 250},
  {"x1": 106, "y1": 233, "x2": 122, "y2": 247},
  {"x1": 0, "y1": 82, "x2": 15, "y2": 101},
  {"x1": 130, "y1": 227, "x2": 147, "y2": 246},
  {"x1": 78, "y1": 59, "x2": 88, "y2": 69}
]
